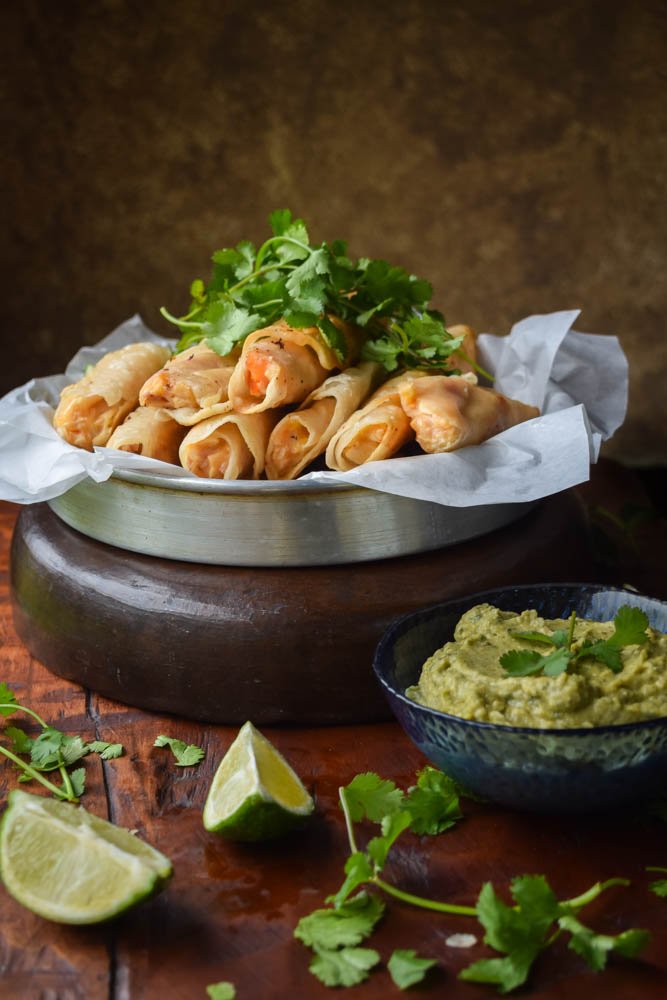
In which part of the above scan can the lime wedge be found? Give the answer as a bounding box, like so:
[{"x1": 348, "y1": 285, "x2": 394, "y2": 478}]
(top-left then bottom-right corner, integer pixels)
[
  {"x1": 203, "y1": 721, "x2": 314, "y2": 840},
  {"x1": 0, "y1": 789, "x2": 172, "y2": 924}
]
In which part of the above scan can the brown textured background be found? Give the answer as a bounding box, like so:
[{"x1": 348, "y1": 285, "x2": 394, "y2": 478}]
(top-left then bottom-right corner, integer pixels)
[{"x1": 2, "y1": 0, "x2": 666, "y2": 465}]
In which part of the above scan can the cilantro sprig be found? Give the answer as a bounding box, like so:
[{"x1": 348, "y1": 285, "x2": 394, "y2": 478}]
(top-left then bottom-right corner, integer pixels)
[
  {"x1": 500, "y1": 605, "x2": 650, "y2": 678},
  {"x1": 154, "y1": 734, "x2": 205, "y2": 767},
  {"x1": 294, "y1": 766, "x2": 649, "y2": 993},
  {"x1": 0, "y1": 682, "x2": 123, "y2": 802},
  {"x1": 160, "y1": 209, "x2": 489, "y2": 376}
]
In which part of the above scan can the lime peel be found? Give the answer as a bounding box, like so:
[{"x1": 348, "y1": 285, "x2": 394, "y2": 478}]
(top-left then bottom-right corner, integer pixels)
[{"x1": 203, "y1": 721, "x2": 314, "y2": 841}]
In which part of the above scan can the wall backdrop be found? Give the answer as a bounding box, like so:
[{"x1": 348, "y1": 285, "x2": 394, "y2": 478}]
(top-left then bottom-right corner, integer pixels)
[{"x1": 3, "y1": 0, "x2": 666, "y2": 465}]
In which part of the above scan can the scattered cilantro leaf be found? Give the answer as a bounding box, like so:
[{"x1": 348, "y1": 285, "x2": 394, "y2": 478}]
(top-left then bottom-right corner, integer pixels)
[
  {"x1": 0, "y1": 688, "x2": 123, "y2": 801},
  {"x1": 0, "y1": 682, "x2": 18, "y2": 717},
  {"x1": 295, "y1": 893, "x2": 385, "y2": 949},
  {"x1": 405, "y1": 766, "x2": 462, "y2": 835},
  {"x1": 646, "y1": 866, "x2": 667, "y2": 897},
  {"x1": 69, "y1": 767, "x2": 87, "y2": 799},
  {"x1": 343, "y1": 773, "x2": 405, "y2": 823},
  {"x1": 88, "y1": 740, "x2": 124, "y2": 760},
  {"x1": 206, "y1": 983, "x2": 236, "y2": 1000},
  {"x1": 559, "y1": 913, "x2": 650, "y2": 971},
  {"x1": 607, "y1": 606, "x2": 650, "y2": 647},
  {"x1": 4, "y1": 725, "x2": 33, "y2": 754},
  {"x1": 153, "y1": 734, "x2": 205, "y2": 767},
  {"x1": 309, "y1": 945, "x2": 381, "y2": 987},
  {"x1": 387, "y1": 948, "x2": 437, "y2": 989}
]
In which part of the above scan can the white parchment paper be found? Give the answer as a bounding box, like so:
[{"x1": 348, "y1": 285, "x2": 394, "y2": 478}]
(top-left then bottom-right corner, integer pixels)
[{"x1": 0, "y1": 310, "x2": 628, "y2": 507}]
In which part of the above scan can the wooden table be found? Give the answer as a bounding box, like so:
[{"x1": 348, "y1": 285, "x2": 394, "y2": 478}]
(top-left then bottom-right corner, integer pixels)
[{"x1": 1, "y1": 465, "x2": 667, "y2": 999}]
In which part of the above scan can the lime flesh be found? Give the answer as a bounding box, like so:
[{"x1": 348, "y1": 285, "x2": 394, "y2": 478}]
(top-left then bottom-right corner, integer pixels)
[
  {"x1": 203, "y1": 721, "x2": 314, "y2": 840},
  {"x1": 0, "y1": 790, "x2": 172, "y2": 924}
]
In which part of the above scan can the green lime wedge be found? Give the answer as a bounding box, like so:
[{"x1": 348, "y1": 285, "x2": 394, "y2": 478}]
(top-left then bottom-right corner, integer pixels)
[
  {"x1": 0, "y1": 789, "x2": 172, "y2": 924},
  {"x1": 203, "y1": 721, "x2": 314, "y2": 840}
]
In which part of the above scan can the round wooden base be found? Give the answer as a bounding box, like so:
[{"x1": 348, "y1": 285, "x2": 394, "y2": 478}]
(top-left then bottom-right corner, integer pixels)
[{"x1": 10, "y1": 495, "x2": 591, "y2": 724}]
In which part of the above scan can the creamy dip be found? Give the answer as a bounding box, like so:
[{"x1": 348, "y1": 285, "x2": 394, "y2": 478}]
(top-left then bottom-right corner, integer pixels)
[{"x1": 407, "y1": 603, "x2": 667, "y2": 728}]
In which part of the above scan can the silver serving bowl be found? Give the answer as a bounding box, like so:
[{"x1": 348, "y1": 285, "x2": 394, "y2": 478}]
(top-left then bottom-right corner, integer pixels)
[{"x1": 47, "y1": 470, "x2": 537, "y2": 567}]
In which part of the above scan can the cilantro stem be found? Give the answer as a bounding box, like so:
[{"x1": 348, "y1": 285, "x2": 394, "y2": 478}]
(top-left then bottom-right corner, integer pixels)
[
  {"x1": 339, "y1": 787, "x2": 360, "y2": 854},
  {"x1": 0, "y1": 702, "x2": 48, "y2": 729},
  {"x1": 159, "y1": 306, "x2": 204, "y2": 330},
  {"x1": 0, "y1": 745, "x2": 75, "y2": 801},
  {"x1": 252, "y1": 235, "x2": 312, "y2": 273},
  {"x1": 566, "y1": 611, "x2": 577, "y2": 650},
  {"x1": 372, "y1": 874, "x2": 477, "y2": 917},
  {"x1": 563, "y1": 877, "x2": 630, "y2": 910}
]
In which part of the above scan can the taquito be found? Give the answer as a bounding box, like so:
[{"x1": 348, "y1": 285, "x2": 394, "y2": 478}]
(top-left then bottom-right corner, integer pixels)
[
  {"x1": 325, "y1": 370, "x2": 430, "y2": 471},
  {"x1": 265, "y1": 361, "x2": 383, "y2": 480},
  {"x1": 399, "y1": 375, "x2": 540, "y2": 453},
  {"x1": 227, "y1": 318, "x2": 361, "y2": 414},
  {"x1": 179, "y1": 410, "x2": 280, "y2": 480},
  {"x1": 139, "y1": 342, "x2": 237, "y2": 424},
  {"x1": 53, "y1": 342, "x2": 171, "y2": 451},
  {"x1": 106, "y1": 406, "x2": 187, "y2": 464}
]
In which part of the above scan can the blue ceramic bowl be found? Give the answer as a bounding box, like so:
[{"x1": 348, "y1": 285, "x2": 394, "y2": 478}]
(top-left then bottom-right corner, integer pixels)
[{"x1": 373, "y1": 583, "x2": 667, "y2": 812}]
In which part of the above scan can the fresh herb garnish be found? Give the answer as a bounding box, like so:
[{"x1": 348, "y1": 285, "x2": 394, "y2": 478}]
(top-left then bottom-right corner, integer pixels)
[
  {"x1": 500, "y1": 605, "x2": 650, "y2": 678},
  {"x1": 205, "y1": 983, "x2": 236, "y2": 1000},
  {"x1": 154, "y1": 734, "x2": 205, "y2": 767},
  {"x1": 646, "y1": 866, "x2": 667, "y2": 898},
  {"x1": 294, "y1": 766, "x2": 649, "y2": 993},
  {"x1": 160, "y1": 209, "x2": 489, "y2": 376},
  {"x1": 0, "y1": 682, "x2": 123, "y2": 802},
  {"x1": 460, "y1": 876, "x2": 648, "y2": 993}
]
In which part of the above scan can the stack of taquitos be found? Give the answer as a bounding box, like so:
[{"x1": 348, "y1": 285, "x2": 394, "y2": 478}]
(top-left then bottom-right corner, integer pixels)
[{"x1": 53, "y1": 319, "x2": 541, "y2": 480}]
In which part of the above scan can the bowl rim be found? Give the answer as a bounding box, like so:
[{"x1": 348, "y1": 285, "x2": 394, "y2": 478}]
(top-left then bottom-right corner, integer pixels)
[{"x1": 372, "y1": 581, "x2": 667, "y2": 737}]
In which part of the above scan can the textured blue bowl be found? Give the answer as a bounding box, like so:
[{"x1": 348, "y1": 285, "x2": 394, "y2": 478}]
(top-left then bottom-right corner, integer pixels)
[{"x1": 373, "y1": 583, "x2": 667, "y2": 812}]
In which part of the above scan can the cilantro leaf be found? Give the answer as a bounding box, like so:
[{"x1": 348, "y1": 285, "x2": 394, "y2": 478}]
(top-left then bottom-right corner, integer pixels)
[
  {"x1": 509, "y1": 630, "x2": 561, "y2": 647},
  {"x1": 294, "y1": 893, "x2": 385, "y2": 949},
  {"x1": 575, "y1": 640, "x2": 623, "y2": 673},
  {"x1": 0, "y1": 682, "x2": 18, "y2": 717},
  {"x1": 388, "y1": 948, "x2": 437, "y2": 989},
  {"x1": 649, "y1": 879, "x2": 667, "y2": 898},
  {"x1": 608, "y1": 605, "x2": 650, "y2": 647},
  {"x1": 461, "y1": 877, "x2": 560, "y2": 993},
  {"x1": 309, "y1": 945, "x2": 380, "y2": 987},
  {"x1": 4, "y1": 725, "x2": 33, "y2": 754},
  {"x1": 206, "y1": 983, "x2": 236, "y2": 1000},
  {"x1": 500, "y1": 649, "x2": 567, "y2": 677},
  {"x1": 30, "y1": 727, "x2": 66, "y2": 769},
  {"x1": 153, "y1": 734, "x2": 205, "y2": 767},
  {"x1": 559, "y1": 913, "x2": 650, "y2": 971},
  {"x1": 342, "y1": 773, "x2": 405, "y2": 823},
  {"x1": 405, "y1": 766, "x2": 462, "y2": 836},
  {"x1": 88, "y1": 740, "x2": 124, "y2": 760},
  {"x1": 367, "y1": 811, "x2": 413, "y2": 870},
  {"x1": 59, "y1": 735, "x2": 90, "y2": 767},
  {"x1": 327, "y1": 851, "x2": 374, "y2": 907},
  {"x1": 69, "y1": 767, "x2": 87, "y2": 799}
]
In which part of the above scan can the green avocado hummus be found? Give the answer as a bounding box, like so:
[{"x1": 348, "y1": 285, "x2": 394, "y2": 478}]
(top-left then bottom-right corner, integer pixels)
[{"x1": 407, "y1": 603, "x2": 667, "y2": 728}]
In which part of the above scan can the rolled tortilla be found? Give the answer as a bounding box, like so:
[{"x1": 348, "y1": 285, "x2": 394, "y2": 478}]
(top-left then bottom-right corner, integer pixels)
[
  {"x1": 139, "y1": 342, "x2": 237, "y2": 424},
  {"x1": 106, "y1": 407, "x2": 187, "y2": 464},
  {"x1": 265, "y1": 361, "x2": 383, "y2": 480},
  {"x1": 179, "y1": 410, "x2": 280, "y2": 480},
  {"x1": 399, "y1": 375, "x2": 540, "y2": 452},
  {"x1": 53, "y1": 342, "x2": 172, "y2": 451},
  {"x1": 227, "y1": 318, "x2": 361, "y2": 414},
  {"x1": 325, "y1": 370, "x2": 430, "y2": 471}
]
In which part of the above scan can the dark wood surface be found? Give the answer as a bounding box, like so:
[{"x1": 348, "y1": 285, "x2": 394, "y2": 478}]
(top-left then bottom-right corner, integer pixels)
[{"x1": 1, "y1": 463, "x2": 667, "y2": 999}]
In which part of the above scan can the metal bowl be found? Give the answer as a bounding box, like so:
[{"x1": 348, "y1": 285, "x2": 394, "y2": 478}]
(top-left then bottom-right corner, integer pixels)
[
  {"x1": 47, "y1": 470, "x2": 537, "y2": 567},
  {"x1": 373, "y1": 583, "x2": 667, "y2": 812}
]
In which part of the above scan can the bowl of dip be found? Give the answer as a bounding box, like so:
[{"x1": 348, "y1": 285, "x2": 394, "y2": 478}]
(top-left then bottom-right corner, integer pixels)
[{"x1": 372, "y1": 583, "x2": 667, "y2": 812}]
